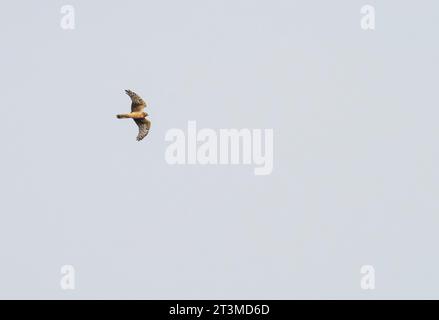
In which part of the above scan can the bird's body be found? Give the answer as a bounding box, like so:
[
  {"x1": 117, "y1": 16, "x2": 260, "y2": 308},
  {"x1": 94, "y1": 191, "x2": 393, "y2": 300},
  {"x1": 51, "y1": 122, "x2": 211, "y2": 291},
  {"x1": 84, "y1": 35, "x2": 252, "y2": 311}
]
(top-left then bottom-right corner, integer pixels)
[{"x1": 116, "y1": 90, "x2": 151, "y2": 141}]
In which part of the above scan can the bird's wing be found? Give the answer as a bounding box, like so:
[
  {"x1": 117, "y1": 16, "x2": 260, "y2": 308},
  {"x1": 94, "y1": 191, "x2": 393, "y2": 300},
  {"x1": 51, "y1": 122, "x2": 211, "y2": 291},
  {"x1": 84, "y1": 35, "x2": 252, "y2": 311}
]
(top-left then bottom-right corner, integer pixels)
[
  {"x1": 125, "y1": 89, "x2": 146, "y2": 112},
  {"x1": 133, "y1": 118, "x2": 151, "y2": 141}
]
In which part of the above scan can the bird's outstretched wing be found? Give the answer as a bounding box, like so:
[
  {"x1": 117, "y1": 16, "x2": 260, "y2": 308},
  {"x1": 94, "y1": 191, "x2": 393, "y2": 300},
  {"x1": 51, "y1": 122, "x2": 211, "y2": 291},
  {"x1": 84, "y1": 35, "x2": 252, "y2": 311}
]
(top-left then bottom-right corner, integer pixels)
[
  {"x1": 125, "y1": 89, "x2": 146, "y2": 112},
  {"x1": 133, "y1": 118, "x2": 151, "y2": 141}
]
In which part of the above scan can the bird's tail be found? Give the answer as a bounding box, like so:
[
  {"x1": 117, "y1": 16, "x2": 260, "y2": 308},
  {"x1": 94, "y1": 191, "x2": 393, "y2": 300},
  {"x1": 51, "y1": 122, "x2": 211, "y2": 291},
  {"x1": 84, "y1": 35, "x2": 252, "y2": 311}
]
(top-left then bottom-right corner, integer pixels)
[{"x1": 116, "y1": 112, "x2": 147, "y2": 119}]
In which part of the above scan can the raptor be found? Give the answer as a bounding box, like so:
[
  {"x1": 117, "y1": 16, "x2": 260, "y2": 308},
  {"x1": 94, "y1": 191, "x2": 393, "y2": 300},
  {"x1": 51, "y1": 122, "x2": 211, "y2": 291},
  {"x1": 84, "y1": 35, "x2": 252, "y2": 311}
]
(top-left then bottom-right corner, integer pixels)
[{"x1": 116, "y1": 90, "x2": 151, "y2": 141}]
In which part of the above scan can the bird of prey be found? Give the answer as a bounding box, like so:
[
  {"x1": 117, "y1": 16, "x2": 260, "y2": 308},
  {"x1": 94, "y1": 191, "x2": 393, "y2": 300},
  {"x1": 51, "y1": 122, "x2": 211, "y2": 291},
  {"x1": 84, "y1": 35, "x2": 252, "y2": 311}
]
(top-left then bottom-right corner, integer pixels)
[{"x1": 116, "y1": 90, "x2": 151, "y2": 141}]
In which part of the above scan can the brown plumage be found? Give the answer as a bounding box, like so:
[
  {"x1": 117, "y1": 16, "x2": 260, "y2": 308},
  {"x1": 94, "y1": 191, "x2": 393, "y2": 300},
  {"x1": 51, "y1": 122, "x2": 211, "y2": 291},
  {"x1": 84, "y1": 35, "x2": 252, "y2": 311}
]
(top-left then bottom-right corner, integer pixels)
[{"x1": 116, "y1": 90, "x2": 151, "y2": 141}]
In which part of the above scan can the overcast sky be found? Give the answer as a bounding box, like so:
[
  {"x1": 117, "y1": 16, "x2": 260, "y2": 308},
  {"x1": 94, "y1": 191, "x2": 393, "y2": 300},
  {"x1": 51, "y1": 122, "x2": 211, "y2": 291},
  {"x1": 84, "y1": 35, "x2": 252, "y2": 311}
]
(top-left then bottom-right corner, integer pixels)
[{"x1": 0, "y1": 0, "x2": 438, "y2": 299}]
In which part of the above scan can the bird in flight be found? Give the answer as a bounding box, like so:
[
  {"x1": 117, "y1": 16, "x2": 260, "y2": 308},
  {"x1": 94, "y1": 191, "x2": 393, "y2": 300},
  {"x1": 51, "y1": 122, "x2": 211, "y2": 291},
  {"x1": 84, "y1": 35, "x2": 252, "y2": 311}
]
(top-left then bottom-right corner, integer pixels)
[{"x1": 116, "y1": 90, "x2": 151, "y2": 141}]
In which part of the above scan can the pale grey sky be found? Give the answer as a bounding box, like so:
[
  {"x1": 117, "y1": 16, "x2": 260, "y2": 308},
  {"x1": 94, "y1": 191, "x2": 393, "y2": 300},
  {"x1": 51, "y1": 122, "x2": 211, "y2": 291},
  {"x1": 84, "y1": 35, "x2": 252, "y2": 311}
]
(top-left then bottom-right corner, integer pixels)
[{"x1": 0, "y1": 0, "x2": 438, "y2": 299}]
